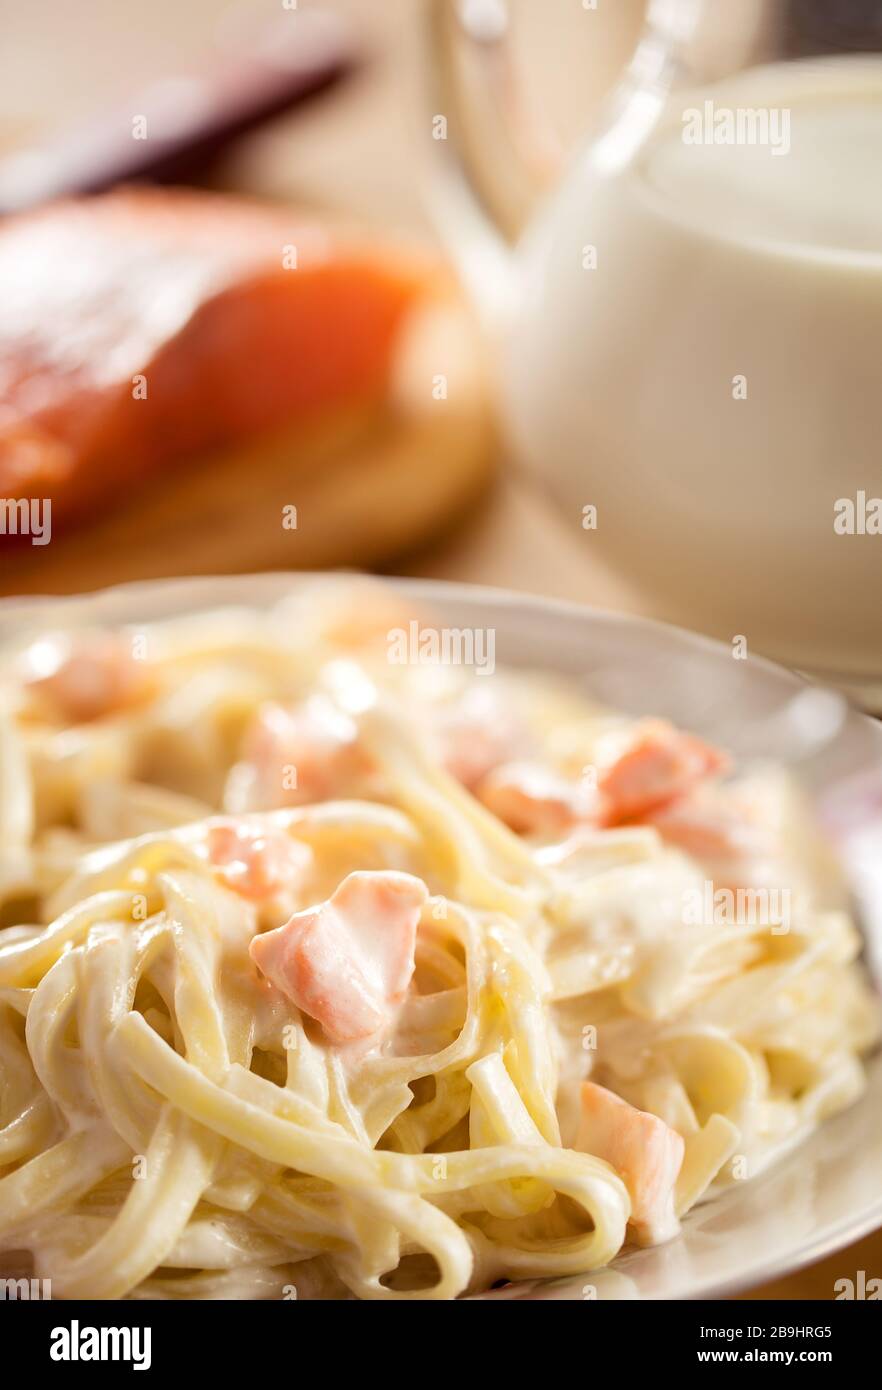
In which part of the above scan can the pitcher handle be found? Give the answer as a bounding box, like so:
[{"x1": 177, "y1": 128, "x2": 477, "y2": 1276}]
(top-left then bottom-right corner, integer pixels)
[{"x1": 425, "y1": 0, "x2": 562, "y2": 321}]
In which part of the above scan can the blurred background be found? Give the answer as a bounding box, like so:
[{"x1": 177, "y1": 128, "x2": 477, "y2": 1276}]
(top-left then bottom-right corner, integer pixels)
[
  {"x1": 0, "y1": 0, "x2": 645, "y2": 605},
  {"x1": 0, "y1": 0, "x2": 880, "y2": 1297},
  {"x1": 0, "y1": 0, "x2": 637, "y2": 231}
]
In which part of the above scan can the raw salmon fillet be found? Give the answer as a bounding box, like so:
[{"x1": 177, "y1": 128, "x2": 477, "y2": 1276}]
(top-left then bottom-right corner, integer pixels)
[{"x1": 0, "y1": 187, "x2": 441, "y2": 525}]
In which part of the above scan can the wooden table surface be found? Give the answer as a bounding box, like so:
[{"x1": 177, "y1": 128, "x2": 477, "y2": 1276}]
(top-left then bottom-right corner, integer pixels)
[{"x1": 0, "y1": 0, "x2": 878, "y2": 1301}]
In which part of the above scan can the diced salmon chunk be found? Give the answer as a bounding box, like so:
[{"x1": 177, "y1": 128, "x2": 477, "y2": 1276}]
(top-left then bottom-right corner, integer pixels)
[
  {"x1": 598, "y1": 721, "x2": 729, "y2": 824},
  {"x1": 477, "y1": 761, "x2": 604, "y2": 836},
  {"x1": 28, "y1": 633, "x2": 150, "y2": 722},
  {"x1": 576, "y1": 1082, "x2": 685, "y2": 1244},
  {"x1": 436, "y1": 685, "x2": 530, "y2": 791},
  {"x1": 241, "y1": 696, "x2": 366, "y2": 809},
  {"x1": 208, "y1": 821, "x2": 311, "y2": 901},
  {"x1": 249, "y1": 870, "x2": 429, "y2": 1043},
  {"x1": 473, "y1": 721, "x2": 727, "y2": 839},
  {"x1": 317, "y1": 588, "x2": 428, "y2": 653},
  {"x1": 647, "y1": 795, "x2": 768, "y2": 863}
]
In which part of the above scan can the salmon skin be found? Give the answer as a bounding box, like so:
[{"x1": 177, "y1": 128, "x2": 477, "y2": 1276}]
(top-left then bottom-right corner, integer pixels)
[{"x1": 0, "y1": 188, "x2": 441, "y2": 527}]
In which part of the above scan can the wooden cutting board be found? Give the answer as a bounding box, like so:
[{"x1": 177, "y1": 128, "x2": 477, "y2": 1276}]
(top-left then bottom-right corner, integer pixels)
[{"x1": 0, "y1": 297, "x2": 495, "y2": 596}]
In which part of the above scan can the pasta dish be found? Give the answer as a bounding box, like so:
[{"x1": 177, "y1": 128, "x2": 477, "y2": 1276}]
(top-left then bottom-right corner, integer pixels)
[{"x1": 0, "y1": 582, "x2": 877, "y2": 1300}]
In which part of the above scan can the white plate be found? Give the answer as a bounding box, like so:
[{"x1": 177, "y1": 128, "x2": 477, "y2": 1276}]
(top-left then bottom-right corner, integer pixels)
[{"x1": 2, "y1": 572, "x2": 880, "y2": 1301}]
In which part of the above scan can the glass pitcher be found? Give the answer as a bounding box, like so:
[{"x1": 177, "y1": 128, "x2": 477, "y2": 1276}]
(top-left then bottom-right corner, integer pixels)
[{"x1": 429, "y1": 0, "x2": 882, "y2": 693}]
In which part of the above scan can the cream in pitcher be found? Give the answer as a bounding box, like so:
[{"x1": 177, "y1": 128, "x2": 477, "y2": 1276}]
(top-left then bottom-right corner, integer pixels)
[{"x1": 431, "y1": 2, "x2": 882, "y2": 686}]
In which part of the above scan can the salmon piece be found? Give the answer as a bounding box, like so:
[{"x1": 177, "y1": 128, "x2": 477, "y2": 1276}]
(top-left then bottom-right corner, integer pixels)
[
  {"x1": 475, "y1": 721, "x2": 727, "y2": 837},
  {"x1": 249, "y1": 870, "x2": 429, "y2": 1043},
  {"x1": 0, "y1": 188, "x2": 441, "y2": 527},
  {"x1": 647, "y1": 795, "x2": 769, "y2": 863},
  {"x1": 316, "y1": 586, "x2": 429, "y2": 653},
  {"x1": 240, "y1": 696, "x2": 367, "y2": 810},
  {"x1": 207, "y1": 821, "x2": 311, "y2": 902},
  {"x1": 436, "y1": 686, "x2": 530, "y2": 791},
  {"x1": 27, "y1": 633, "x2": 151, "y2": 722},
  {"x1": 576, "y1": 1082, "x2": 685, "y2": 1244},
  {"x1": 598, "y1": 721, "x2": 729, "y2": 825},
  {"x1": 477, "y1": 761, "x2": 605, "y2": 836}
]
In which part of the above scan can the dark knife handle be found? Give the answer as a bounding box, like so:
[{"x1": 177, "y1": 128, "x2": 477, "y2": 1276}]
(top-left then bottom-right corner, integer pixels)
[{"x1": 0, "y1": 8, "x2": 359, "y2": 215}]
